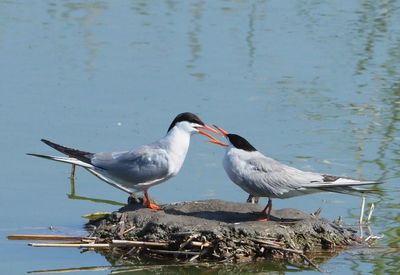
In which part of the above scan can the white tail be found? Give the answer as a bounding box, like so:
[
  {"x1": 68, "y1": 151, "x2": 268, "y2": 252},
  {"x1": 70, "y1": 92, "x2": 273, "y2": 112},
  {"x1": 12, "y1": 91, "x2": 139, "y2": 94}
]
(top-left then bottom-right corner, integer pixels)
[{"x1": 27, "y1": 153, "x2": 94, "y2": 169}]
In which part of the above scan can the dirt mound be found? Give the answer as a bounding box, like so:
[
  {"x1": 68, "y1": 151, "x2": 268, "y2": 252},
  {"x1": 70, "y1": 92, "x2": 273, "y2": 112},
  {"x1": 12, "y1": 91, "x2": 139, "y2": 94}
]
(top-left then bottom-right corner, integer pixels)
[{"x1": 86, "y1": 197, "x2": 360, "y2": 268}]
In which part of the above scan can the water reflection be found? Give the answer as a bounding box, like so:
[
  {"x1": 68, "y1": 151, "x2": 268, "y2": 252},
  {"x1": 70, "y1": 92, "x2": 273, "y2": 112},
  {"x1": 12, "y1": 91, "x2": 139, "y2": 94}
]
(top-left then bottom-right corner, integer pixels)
[
  {"x1": 245, "y1": 2, "x2": 256, "y2": 70},
  {"x1": 28, "y1": 258, "x2": 319, "y2": 274},
  {"x1": 130, "y1": 1, "x2": 150, "y2": 16},
  {"x1": 347, "y1": 0, "x2": 400, "y2": 274},
  {"x1": 68, "y1": 176, "x2": 125, "y2": 207},
  {"x1": 47, "y1": 1, "x2": 105, "y2": 78},
  {"x1": 187, "y1": 0, "x2": 205, "y2": 79}
]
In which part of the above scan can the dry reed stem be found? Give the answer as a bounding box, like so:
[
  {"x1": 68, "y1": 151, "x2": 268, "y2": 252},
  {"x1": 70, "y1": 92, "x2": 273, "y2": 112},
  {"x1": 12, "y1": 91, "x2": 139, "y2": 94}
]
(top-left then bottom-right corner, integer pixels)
[{"x1": 8, "y1": 234, "x2": 95, "y2": 241}]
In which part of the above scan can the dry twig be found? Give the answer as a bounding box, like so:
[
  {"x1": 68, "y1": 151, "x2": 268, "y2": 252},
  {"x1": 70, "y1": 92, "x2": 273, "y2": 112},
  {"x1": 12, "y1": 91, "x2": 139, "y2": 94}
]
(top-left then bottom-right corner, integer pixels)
[
  {"x1": 112, "y1": 240, "x2": 170, "y2": 247},
  {"x1": 8, "y1": 234, "x2": 95, "y2": 241}
]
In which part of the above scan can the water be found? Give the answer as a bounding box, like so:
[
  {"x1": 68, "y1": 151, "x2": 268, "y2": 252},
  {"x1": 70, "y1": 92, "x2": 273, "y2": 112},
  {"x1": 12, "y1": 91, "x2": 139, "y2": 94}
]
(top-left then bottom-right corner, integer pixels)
[{"x1": 1, "y1": 0, "x2": 399, "y2": 274}]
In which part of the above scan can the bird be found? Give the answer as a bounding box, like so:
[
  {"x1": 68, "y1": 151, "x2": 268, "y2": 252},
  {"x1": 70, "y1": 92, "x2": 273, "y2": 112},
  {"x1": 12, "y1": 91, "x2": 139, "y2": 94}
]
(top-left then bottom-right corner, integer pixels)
[
  {"x1": 28, "y1": 112, "x2": 222, "y2": 210},
  {"x1": 209, "y1": 125, "x2": 384, "y2": 220}
]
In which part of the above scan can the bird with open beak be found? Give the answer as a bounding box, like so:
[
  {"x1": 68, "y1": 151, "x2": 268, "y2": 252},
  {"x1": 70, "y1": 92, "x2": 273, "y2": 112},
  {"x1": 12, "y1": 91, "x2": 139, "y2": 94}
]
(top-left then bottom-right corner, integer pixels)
[
  {"x1": 209, "y1": 125, "x2": 383, "y2": 221},
  {"x1": 28, "y1": 112, "x2": 223, "y2": 210}
]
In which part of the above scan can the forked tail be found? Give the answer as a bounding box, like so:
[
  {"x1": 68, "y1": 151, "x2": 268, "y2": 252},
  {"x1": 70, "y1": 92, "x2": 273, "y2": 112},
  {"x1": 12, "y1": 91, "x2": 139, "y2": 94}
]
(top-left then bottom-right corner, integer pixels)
[
  {"x1": 27, "y1": 153, "x2": 94, "y2": 168},
  {"x1": 40, "y1": 139, "x2": 94, "y2": 164},
  {"x1": 306, "y1": 180, "x2": 385, "y2": 196}
]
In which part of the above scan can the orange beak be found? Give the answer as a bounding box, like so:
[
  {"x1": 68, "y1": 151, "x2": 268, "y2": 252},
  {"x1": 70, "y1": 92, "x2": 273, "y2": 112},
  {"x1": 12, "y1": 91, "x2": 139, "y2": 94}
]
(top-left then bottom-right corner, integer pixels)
[
  {"x1": 212, "y1": 125, "x2": 229, "y2": 137},
  {"x1": 195, "y1": 125, "x2": 220, "y2": 140},
  {"x1": 208, "y1": 139, "x2": 228, "y2": 147},
  {"x1": 205, "y1": 124, "x2": 229, "y2": 147},
  {"x1": 196, "y1": 125, "x2": 227, "y2": 146},
  {"x1": 198, "y1": 125, "x2": 220, "y2": 136}
]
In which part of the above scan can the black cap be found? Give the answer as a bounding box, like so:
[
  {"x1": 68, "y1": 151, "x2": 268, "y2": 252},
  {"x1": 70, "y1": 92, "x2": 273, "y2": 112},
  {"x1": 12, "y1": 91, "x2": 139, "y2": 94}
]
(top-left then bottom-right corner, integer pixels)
[
  {"x1": 226, "y1": 134, "x2": 257, "y2": 152},
  {"x1": 167, "y1": 112, "x2": 205, "y2": 132}
]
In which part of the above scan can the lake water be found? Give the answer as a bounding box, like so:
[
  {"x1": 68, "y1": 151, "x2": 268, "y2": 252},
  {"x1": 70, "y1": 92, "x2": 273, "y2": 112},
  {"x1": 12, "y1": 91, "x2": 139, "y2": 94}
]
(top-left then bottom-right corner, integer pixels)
[{"x1": 1, "y1": 0, "x2": 399, "y2": 274}]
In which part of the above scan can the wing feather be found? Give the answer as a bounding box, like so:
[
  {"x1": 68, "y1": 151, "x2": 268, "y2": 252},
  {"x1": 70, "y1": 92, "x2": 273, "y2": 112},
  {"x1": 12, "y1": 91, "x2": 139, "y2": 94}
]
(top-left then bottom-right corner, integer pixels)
[
  {"x1": 237, "y1": 155, "x2": 383, "y2": 198},
  {"x1": 91, "y1": 145, "x2": 170, "y2": 188},
  {"x1": 224, "y1": 148, "x2": 385, "y2": 199},
  {"x1": 239, "y1": 156, "x2": 315, "y2": 197}
]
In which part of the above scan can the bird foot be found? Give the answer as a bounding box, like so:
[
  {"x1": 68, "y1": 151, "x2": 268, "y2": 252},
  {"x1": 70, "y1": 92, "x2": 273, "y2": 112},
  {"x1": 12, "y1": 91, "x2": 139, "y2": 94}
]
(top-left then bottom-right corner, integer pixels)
[
  {"x1": 143, "y1": 191, "x2": 162, "y2": 210},
  {"x1": 147, "y1": 202, "x2": 162, "y2": 210}
]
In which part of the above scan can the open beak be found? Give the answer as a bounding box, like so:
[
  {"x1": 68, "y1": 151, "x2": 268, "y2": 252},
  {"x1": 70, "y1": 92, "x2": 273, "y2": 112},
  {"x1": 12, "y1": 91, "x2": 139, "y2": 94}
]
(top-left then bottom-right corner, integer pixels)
[
  {"x1": 212, "y1": 125, "x2": 229, "y2": 137},
  {"x1": 208, "y1": 125, "x2": 229, "y2": 146},
  {"x1": 202, "y1": 124, "x2": 228, "y2": 147},
  {"x1": 198, "y1": 125, "x2": 220, "y2": 136},
  {"x1": 208, "y1": 139, "x2": 228, "y2": 147},
  {"x1": 196, "y1": 125, "x2": 228, "y2": 146}
]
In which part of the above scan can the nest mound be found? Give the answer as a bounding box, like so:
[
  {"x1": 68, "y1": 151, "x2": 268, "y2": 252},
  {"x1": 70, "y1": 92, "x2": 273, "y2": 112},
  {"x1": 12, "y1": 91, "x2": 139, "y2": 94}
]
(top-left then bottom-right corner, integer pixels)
[{"x1": 87, "y1": 198, "x2": 361, "y2": 267}]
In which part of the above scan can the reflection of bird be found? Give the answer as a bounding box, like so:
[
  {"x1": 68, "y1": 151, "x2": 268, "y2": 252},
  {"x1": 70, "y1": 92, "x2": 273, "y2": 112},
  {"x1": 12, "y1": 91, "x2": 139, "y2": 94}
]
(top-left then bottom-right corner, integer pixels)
[
  {"x1": 210, "y1": 125, "x2": 384, "y2": 220},
  {"x1": 28, "y1": 112, "x2": 221, "y2": 210}
]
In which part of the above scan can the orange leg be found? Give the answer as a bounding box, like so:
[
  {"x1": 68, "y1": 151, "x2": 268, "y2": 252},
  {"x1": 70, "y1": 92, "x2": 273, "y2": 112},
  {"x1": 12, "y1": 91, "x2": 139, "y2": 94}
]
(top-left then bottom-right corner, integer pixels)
[{"x1": 144, "y1": 191, "x2": 161, "y2": 210}]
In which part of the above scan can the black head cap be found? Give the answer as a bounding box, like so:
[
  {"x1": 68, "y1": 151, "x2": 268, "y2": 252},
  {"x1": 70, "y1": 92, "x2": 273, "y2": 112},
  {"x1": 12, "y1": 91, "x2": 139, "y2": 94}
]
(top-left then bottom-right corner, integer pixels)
[
  {"x1": 226, "y1": 134, "x2": 257, "y2": 152},
  {"x1": 167, "y1": 112, "x2": 205, "y2": 132}
]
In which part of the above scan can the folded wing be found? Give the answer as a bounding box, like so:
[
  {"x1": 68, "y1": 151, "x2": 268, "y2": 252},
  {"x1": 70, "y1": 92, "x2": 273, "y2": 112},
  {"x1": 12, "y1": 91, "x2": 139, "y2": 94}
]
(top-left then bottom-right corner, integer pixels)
[{"x1": 91, "y1": 145, "x2": 170, "y2": 187}]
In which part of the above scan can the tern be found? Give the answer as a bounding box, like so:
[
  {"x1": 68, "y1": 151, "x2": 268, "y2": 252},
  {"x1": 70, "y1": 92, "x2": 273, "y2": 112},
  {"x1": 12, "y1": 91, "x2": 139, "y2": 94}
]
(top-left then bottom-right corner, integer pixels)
[
  {"x1": 28, "y1": 112, "x2": 221, "y2": 210},
  {"x1": 210, "y1": 125, "x2": 384, "y2": 220}
]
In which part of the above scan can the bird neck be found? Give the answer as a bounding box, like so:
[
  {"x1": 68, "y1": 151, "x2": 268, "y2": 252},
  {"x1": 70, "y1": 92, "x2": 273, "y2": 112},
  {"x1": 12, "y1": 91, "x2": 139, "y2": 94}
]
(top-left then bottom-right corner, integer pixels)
[{"x1": 161, "y1": 127, "x2": 191, "y2": 172}]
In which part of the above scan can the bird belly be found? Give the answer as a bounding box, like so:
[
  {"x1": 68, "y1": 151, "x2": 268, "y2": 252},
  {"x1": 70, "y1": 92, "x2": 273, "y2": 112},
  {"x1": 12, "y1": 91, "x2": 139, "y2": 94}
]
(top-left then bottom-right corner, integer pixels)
[
  {"x1": 272, "y1": 188, "x2": 321, "y2": 199},
  {"x1": 131, "y1": 175, "x2": 174, "y2": 192},
  {"x1": 223, "y1": 157, "x2": 275, "y2": 198},
  {"x1": 93, "y1": 167, "x2": 172, "y2": 193},
  {"x1": 233, "y1": 178, "x2": 276, "y2": 198}
]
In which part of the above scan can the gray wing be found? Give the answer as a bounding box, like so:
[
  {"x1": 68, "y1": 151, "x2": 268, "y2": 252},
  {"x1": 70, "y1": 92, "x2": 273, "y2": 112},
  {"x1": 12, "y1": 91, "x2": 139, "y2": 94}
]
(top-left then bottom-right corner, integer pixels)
[
  {"x1": 247, "y1": 156, "x2": 383, "y2": 197},
  {"x1": 243, "y1": 156, "x2": 318, "y2": 198},
  {"x1": 238, "y1": 156, "x2": 312, "y2": 198},
  {"x1": 91, "y1": 144, "x2": 170, "y2": 187}
]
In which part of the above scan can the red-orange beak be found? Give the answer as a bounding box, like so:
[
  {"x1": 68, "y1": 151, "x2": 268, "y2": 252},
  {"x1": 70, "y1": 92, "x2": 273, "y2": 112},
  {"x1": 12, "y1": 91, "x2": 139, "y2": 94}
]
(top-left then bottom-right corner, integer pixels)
[
  {"x1": 204, "y1": 124, "x2": 229, "y2": 147},
  {"x1": 208, "y1": 139, "x2": 228, "y2": 147},
  {"x1": 212, "y1": 125, "x2": 229, "y2": 137},
  {"x1": 196, "y1": 125, "x2": 227, "y2": 146},
  {"x1": 198, "y1": 125, "x2": 220, "y2": 136}
]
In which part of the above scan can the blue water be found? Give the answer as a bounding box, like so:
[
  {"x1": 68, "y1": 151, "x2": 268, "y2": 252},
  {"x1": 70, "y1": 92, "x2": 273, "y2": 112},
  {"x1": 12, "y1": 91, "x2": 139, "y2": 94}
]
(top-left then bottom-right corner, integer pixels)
[{"x1": 1, "y1": 0, "x2": 399, "y2": 274}]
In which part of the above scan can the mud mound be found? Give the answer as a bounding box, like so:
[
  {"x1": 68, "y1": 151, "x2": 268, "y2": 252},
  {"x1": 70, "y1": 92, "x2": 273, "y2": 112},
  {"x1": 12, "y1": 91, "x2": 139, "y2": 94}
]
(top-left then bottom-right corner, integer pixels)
[{"x1": 86, "y1": 198, "x2": 360, "y2": 268}]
